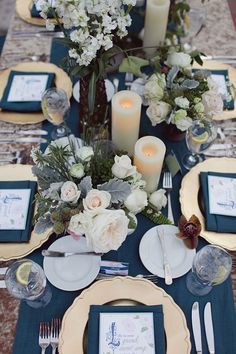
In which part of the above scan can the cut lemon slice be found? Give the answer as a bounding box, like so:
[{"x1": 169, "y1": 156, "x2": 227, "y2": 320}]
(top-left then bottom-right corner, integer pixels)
[
  {"x1": 16, "y1": 261, "x2": 32, "y2": 286},
  {"x1": 191, "y1": 131, "x2": 209, "y2": 144}
]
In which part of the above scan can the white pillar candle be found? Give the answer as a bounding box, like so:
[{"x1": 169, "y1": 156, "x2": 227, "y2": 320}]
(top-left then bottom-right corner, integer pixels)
[
  {"x1": 112, "y1": 90, "x2": 142, "y2": 156},
  {"x1": 134, "y1": 136, "x2": 166, "y2": 193},
  {"x1": 143, "y1": 0, "x2": 170, "y2": 58}
]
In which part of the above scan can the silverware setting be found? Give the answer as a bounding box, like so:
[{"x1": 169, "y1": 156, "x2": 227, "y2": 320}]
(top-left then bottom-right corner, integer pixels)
[
  {"x1": 42, "y1": 250, "x2": 103, "y2": 257},
  {"x1": 157, "y1": 227, "x2": 172, "y2": 285},
  {"x1": 2, "y1": 53, "x2": 49, "y2": 63},
  {"x1": 0, "y1": 137, "x2": 47, "y2": 143},
  {"x1": 163, "y1": 171, "x2": 174, "y2": 224},
  {"x1": 95, "y1": 273, "x2": 158, "y2": 284},
  {"x1": 39, "y1": 319, "x2": 61, "y2": 354},
  {"x1": 0, "y1": 129, "x2": 48, "y2": 136},
  {"x1": 11, "y1": 31, "x2": 64, "y2": 38},
  {"x1": 192, "y1": 301, "x2": 202, "y2": 354},
  {"x1": 124, "y1": 72, "x2": 134, "y2": 89}
]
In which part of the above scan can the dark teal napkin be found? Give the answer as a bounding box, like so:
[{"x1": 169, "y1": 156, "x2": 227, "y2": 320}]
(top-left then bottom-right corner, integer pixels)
[
  {"x1": 87, "y1": 305, "x2": 165, "y2": 354},
  {"x1": 31, "y1": 4, "x2": 54, "y2": 18},
  {"x1": 0, "y1": 180, "x2": 37, "y2": 242},
  {"x1": 200, "y1": 171, "x2": 236, "y2": 233},
  {"x1": 0, "y1": 71, "x2": 55, "y2": 112}
]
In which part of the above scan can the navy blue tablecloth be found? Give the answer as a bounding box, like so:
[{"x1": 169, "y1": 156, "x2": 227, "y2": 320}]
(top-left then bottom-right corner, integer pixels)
[{"x1": 12, "y1": 39, "x2": 236, "y2": 354}]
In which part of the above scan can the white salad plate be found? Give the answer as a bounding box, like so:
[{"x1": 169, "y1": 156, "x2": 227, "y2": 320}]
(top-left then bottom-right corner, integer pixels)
[
  {"x1": 43, "y1": 236, "x2": 101, "y2": 291},
  {"x1": 139, "y1": 225, "x2": 196, "y2": 279},
  {"x1": 73, "y1": 79, "x2": 115, "y2": 103}
]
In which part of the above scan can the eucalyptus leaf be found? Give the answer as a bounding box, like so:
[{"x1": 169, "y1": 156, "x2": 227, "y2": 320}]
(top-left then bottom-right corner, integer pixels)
[
  {"x1": 119, "y1": 56, "x2": 149, "y2": 77},
  {"x1": 98, "y1": 178, "x2": 131, "y2": 204},
  {"x1": 79, "y1": 176, "x2": 93, "y2": 198}
]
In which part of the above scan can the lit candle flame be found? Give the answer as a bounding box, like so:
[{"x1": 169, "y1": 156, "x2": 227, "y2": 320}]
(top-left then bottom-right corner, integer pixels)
[{"x1": 120, "y1": 99, "x2": 133, "y2": 109}]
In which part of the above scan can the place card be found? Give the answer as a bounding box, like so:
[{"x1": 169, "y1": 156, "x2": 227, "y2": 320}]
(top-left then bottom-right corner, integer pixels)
[
  {"x1": 99, "y1": 312, "x2": 155, "y2": 354},
  {"x1": 208, "y1": 175, "x2": 236, "y2": 217},
  {"x1": 0, "y1": 189, "x2": 31, "y2": 230},
  {"x1": 7, "y1": 74, "x2": 49, "y2": 102},
  {"x1": 211, "y1": 74, "x2": 228, "y2": 97}
]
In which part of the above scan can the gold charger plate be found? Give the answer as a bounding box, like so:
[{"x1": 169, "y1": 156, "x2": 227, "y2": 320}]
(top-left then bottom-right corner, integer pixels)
[
  {"x1": 0, "y1": 62, "x2": 72, "y2": 124},
  {"x1": 180, "y1": 158, "x2": 236, "y2": 251},
  {"x1": 0, "y1": 164, "x2": 53, "y2": 261},
  {"x1": 59, "y1": 277, "x2": 191, "y2": 354},
  {"x1": 16, "y1": 0, "x2": 55, "y2": 26},
  {"x1": 193, "y1": 60, "x2": 236, "y2": 120}
]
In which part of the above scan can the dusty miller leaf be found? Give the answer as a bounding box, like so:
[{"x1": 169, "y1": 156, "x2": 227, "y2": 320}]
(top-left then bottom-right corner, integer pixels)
[
  {"x1": 78, "y1": 176, "x2": 93, "y2": 198},
  {"x1": 181, "y1": 79, "x2": 199, "y2": 89},
  {"x1": 166, "y1": 66, "x2": 179, "y2": 89},
  {"x1": 34, "y1": 214, "x2": 53, "y2": 234},
  {"x1": 98, "y1": 178, "x2": 131, "y2": 204},
  {"x1": 32, "y1": 166, "x2": 65, "y2": 190}
]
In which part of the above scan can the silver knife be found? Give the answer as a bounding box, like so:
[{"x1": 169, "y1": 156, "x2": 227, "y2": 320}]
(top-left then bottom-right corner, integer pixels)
[
  {"x1": 208, "y1": 143, "x2": 236, "y2": 150},
  {"x1": 192, "y1": 301, "x2": 202, "y2": 354},
  {"x1": 42, "y1": 250, "x2": 103, "y2": 257},
  {"x1": 0, "y1": 129, "x2": 48, "y2": 136},
  {"x1": 204, "y1": 303, "x2": 215, "y2": 354},
  {"x1": 157, "y1": 228, "x2": 172, "y2": 285},
  {"x1": 203, "y1": 55, "x2": 236, "y2": 60},
  {"x1": 0, "y1": 137, "x2": 47, "y2": 143},
  {"x1": 204, "y1": 150, "x2": 236, "y2": 157}
]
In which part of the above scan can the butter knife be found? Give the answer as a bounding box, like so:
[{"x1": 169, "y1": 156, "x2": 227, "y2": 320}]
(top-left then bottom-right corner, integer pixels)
[
  {"x1": 204, "y1": 150, "x2": 236, "y2": 157},
  {"x1": 0, "y1": 137, "x2": 47, "y2": 143},
  {"x1": 192, "y1": 301, "x2": 202, "y2": 354},
  {"x1": 0, "y1": 129, "x2": 48, "y2": 136},
  {"x1": 204, "y1": 303, "x2": 215, "y2": 354},
  {"x1": 157, "y1": 228, "x2": 172, "y2": 285},
  {"x1": 208, "y1": 143, "x2": 236, "y2": 150},
  {"x1": 42, "y1": 250, "x2": 103, "y2": 257}
]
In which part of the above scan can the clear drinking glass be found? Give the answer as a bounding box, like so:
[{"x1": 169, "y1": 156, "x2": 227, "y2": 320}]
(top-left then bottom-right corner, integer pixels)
[
  {"x1": 181, "y1": 6, "x2": 207, "y2": 45},
  {"x1": 182, "y1": 120, "x2": 217, "y2": 170},
  {"x1": 5, "y1": 259, "x2": 52, "y2": 308},
  {"x1": 186, "y1": 245, "x2": 232, "y2": 296},
  {"x1": 41, "y1": 88, "x2": 70, "y2": 140}
]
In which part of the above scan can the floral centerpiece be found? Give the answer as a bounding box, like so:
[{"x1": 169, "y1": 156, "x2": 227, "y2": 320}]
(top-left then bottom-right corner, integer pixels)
[
  {"x1": 31, "y1": 138, "x2": 170, "y2": 253},
  {"x1": 34, "y1": 0, "x2": 137, "y2": 139},
  {"x1": 143, "y1": 49, "x2": 223, "y2": 135}
]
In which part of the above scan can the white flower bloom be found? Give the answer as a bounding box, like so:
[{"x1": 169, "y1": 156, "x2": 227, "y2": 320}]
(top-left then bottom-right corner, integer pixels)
[
  {"x1": 165, "y1": 52, "x2": 191, "y2": 68},
  {"x1": 61, "y1": 181, "x2": 81, "y2": 203},
  {"x1": 149, "y1": 189, "x2": 167, "y2": 211},
  {"x1": 45, "y1": 19, "x2": 55, "y2": 31},
  {"x1": 146, "y1": 101, "x2": 171, "y2": 126},
  {"x1": 129, "y1": 172, "x2": 146, "y2": 190},
  {"x1": 174, "y1": 96, "x2": 190, "y2": 109},
  {"x1": 124, "y1": 189, "x2": 148, "y2": 214},
  {"x1": 83, "y1": 189, "x2": 111, "y2": 211},
  {"x1": 68, "y1": 212, "x2": 92, "y2": 237},
  {"x1": 70, "y1": 163, "x2": 85, "y2": 179},
  {"x1": 77, "y1": 146, "x2": 94, "y2": 162},
  {"x1": 112, "y1": 155, "x2": 136, "y2": 179},
  {"x1": 144, "y1": 73, "x2": 166, "y2": 103},
  {"x1": 201, "y1": 90, "x2": 224, "y2": 117},
  {"x1": 207, "y1": 77, "x2": 219, "y2": 93},
  {"x1": 172, "y1": 109, "x2": 192, "y2": 131},
  {"x1": 85, "y1": 209, "x2": 129, "y2": 253}
]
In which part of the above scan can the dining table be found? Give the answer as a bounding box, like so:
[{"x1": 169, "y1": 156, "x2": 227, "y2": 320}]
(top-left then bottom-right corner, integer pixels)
[{"x1": 0, "y1": 0, "x2": 236, "y2": 353}]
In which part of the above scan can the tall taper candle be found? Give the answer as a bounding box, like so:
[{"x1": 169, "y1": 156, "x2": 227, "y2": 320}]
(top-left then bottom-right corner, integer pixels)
[
  {"x1": 112, "y1": 90, "x2": 142, "y2": 156},
  {"x1": 134, "y1": 136, "x2": 166, "y2": 193},
  {"x1": 143, "y1": 0, "x2": 170, "y2": 57}
]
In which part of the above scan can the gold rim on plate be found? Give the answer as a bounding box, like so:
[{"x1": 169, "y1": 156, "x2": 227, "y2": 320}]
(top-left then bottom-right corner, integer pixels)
[
  {"x1": 59, "y1": 277, "x2": 191, "y2": 354},
  {"x1": 0, "y1": 62, "x2": 72, "y2": 125},
  {"x1": 16, "y1": 0, "x2": 55, "y2": 26},
  {"x1": 193, "y1": 60, "x2": 236, "y2": 121},
  {"x1": 180, "y1": 157, "x2": 236, "y2": 251},
  {"x1": 0, "y1": 164, "x2": 53, "y2": 261}
]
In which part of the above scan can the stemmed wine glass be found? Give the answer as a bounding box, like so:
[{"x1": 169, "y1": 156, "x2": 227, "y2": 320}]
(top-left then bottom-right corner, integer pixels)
[
  {"x1": 182, "y1": 120, "x2": 217, "y2": 170},
  {"x1": 5, "y1": 259, "x2": 52, "y2": 308},
  {"x1": 41, "y1": 87, "x2": 70, "y2": 140},
  {"x1": 186, "y1": 245, "x2": 232, "y2": 296}
]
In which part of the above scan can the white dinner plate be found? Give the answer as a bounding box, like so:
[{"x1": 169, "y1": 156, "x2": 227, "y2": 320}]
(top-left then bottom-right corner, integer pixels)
[
  {"x1": 43, "y1": 236, "x2": 101, "y2": 291},
  {"x1": 73, "y1": 79, "x2": 115, "y2": 103},
  {"x1": 139, "y1": 225, "x2": 196, "y2": 279}
]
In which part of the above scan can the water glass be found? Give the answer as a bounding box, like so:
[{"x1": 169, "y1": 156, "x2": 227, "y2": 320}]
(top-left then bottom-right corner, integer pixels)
[
  {"x1": 41, "y1": 87, "x2": 70, "y2": 140},
  {"x1": 5, "y1": 259, "x2": 52, "y2": 308},
  {"x1": 186, "y1": 245, "x2": 232, "y2": 296}
]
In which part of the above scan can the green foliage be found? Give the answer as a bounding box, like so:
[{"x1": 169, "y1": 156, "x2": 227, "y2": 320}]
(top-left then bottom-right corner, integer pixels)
[
  {"x1": 142, "y1": 206, "x2": 173, "y2": 225},
  {"x1": 87, "y1": 154, "x2": 114, "y2": 186},
  {"x1": 119, "y1": 56, "x2": 149, "y2": 77}
]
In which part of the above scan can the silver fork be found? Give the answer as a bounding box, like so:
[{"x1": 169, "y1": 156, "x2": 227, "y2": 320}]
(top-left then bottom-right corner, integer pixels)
[
  {"x1": 124, "y1": 72, "x2": 134, "y2": 90},
  {"x1": 163, "y1": 172, "x2": 174, "y2": 224},
  {"x1": 39, "y1": 322, "x2": 50, "y2": 354},
  {"x1": 50, "y1": 318, "x2": 61, "y2": 354},
  {"x1": 96, "y1": 273, "x2": 158, "y2": 284}
]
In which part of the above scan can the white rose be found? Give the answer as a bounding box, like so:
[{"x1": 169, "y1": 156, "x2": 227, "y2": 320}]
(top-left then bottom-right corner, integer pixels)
[
  {"x1": 146, "y1": 101, "x2": 171, "y2": 126},
  {"x1": 83, "y1": 189, "x2": 111, "y2": 211},
  {"x1": 70, "y1": 163, "x2": 85, "y2": 178},
  {"x1": 144, "y1": 73, "x2": 166, "y2": 103},
  {"x1": 61, "y1": 181, "x2": 81, "y2": 203},
  {"x1": 85, "y1": 209, "x2": 129, "y2": 253},
  {"x1": 201, "y1": 90, "x2": 224, "y2": 117},
  {"x1": 112, "y1": 155, "x2": 136, "y2": 179},
  {"x1": 124, "y1": 189, "x2": 148, "y2": 214},
  {"x1": 77, "y1": 146, "x2": 94, "y2": 162},
  {"x1": 166, "y1": 52, "x2": 191, "y2": 68},
  {"x1": 149, "y1": 189, "x2": 167, "y2": 211},
  {"x1": 174, "y1": 96, "x2": 190, "y2": 109},
  {"x1": 207, "y1": 77, "x2": 219, "y2": 92},
  {"x1": 172, "y1": 109, "x2": 192, "y2": 131},
  {"x1": 68, "y1": 213, "x2": 87, "y2": 237}
]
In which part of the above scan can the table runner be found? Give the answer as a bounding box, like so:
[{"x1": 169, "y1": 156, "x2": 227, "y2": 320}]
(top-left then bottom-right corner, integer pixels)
[{"x1": 12, "y1": 40, "x2": 236, "y2": 354}]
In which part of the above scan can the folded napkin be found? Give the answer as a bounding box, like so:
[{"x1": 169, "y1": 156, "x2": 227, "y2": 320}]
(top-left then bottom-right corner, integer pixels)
[
  {"x1": 31, "y1": 4, "x2": 54, "y2": 18},
  {"x1": 0, "y1": 180, "x2": 37, "y2": 243},
  {"x1": 200, "y1": 171, "x2": 236, "y2": 233},
  {"x1": 0, "y1": 71, "x2": 55, "y2": 112},
  {"x1": 87, "y1": 305, "x2": 165, "y2": 354}
]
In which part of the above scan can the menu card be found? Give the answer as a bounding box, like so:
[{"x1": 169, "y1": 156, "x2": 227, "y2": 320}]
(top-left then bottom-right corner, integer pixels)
[
  {"x1": 7, "y1": 75, "x2": 49, "y2": 102},
  {"x1": 208, "y1": 175, "x2": 236, "y2": 217},
  {"x1": 99, "y1": 312, "x2": 155, "y2": 354},
  {"x1": 0, "y1": 189, "x2": 31, "y2": 230}
]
